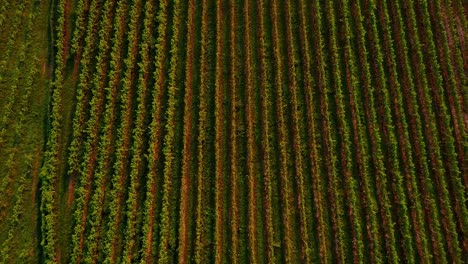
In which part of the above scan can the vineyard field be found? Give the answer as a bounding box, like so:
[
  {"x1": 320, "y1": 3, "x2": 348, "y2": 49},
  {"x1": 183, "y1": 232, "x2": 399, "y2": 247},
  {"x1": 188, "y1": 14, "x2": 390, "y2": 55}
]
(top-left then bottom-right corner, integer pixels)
[{"x1": 0, "y1": 0, "x2": 466, "y2": 263}]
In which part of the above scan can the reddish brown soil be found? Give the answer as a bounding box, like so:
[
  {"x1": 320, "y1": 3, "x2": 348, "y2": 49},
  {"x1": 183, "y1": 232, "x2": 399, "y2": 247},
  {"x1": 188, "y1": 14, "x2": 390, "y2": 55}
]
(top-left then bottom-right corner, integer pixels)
[
  {"x1": 383, "y1": 1, "x2": 429, "y2": 259},
  {"x1": 214, "y1": 0, "x2": 228, "y2": 263},
  {"x1": 376, "y1": 2, "x2": 425, "y2": 260},
  {"x1": 62, "y1": 0, "x2": 72, "y2": 61},
  {"x1": 255, "y1": 1, "x2": 278, "y2": 262},
  {"x1": 31, "y1": 145, "x2": 42, "y2": 205},
  {"x1": 41, "y1": 60, "x2": 47, "y2": 77},
  {"x1": 67, "y1": 173, "x2": 75, "y2": 205},
  {"x1": 178, "y1": 3, "x2": 195, "y2": 263},
  {"x1": 412, "y1": 2, "x2": 458, "y2": 260},
  {"x1": 427, "y1": 0, "x2": 466, "y2": 243},
  {"x1": 72, "y1": 46, "x2": 82, "y2": 80},
  {"x1": 109, "y1": 24, "x2": 140, "y2": 263},
  {"x1": 243, "y1": 1, "x2": 261, "y2": 262}
]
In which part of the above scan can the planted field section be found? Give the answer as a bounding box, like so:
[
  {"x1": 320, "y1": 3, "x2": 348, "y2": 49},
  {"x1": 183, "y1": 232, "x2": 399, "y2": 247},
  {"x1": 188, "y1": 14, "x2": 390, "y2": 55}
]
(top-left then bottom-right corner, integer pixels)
[{"x1": 1, "y1": 0, "x2": 465, "y2": 263}]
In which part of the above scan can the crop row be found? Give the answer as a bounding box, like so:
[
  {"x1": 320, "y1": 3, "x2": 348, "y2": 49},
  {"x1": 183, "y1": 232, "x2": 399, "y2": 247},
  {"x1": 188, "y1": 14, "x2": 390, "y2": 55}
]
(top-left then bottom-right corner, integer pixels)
[
  {"x1": 65, "y1": 0, "x2": 102, "y2": 195},
  {"x1": 244, "y1": 1, "x2": 267, "y2": 263},
  {"x1": 156, "y1": 0, "x2": 189, "y2": 263},
  {"x1": 0, "y1": 55, "x2": 39, "y2": 256},
  {"x1": 90, "y1": 1, "x2": 129, "y2": 259},
  {"x1": 120, "y1": 0, "x2": 155, "y2": 262},
  {"x1": 0, "y1": 0, "x2": 29, "y2": 146},
  {"x1": 351, "y1": 0, "x2": 413, "y2": 262},
  {"x1": 39, "y1": 0, "x2": 68, "y2": 261},
  {"x1": 0, "y1": 3, "x2": 39, "y2": 262},
  {"x1": 270, "y1": 0, "x2": 303, "y2": 262},
  {"x1": 194, "y1": 0, "x2": 216, "y2": 263},
  {"x1": 228, "y1": 0, "x2": 249, "y2": 263},
  {"x1": 431, "y1": 0, "x2": 467, "y2": 245},
  {"x1": 416, "y1": 1, "x2": 466, "y2": 257},
  {"x1": 68, "y1": 0, "x2": 115, "y2": 262},
  {"x1": 298, "y1": 0, "x2": 332, "y2": 261},
  {"x1": 176, "y1": 1, "x2": 201, "y2": 263},
  {"x1": 214, "y1": 0, "x2": 230, "y2": 262},
  {"x1": 256, "y1": 0, "x2": 283, "y2": 263},
  {"x1": 0, "y1": 0, "x2": 27, "y2": 78},
  {"x1": 70, "y1": 0, "x2": 90, "y2": 56},
  {"x1": 139, "y1": 0, "x2": 171, "y2": 262},
  {"x1": 73, "y1": 0, "x2": 120, "y2": 263},
  {"x1": 32, "y1": 0, "x2": 467, "y2": 262},
  {"x1": 401, "y1": 0, "x2": 460, "y2": 261},
  {"x1": 101, "y1": 0, "x2": 142, "y2": 262},
  {"x1": 0, "y1": 2, "x2": 36, "y2": 200}
]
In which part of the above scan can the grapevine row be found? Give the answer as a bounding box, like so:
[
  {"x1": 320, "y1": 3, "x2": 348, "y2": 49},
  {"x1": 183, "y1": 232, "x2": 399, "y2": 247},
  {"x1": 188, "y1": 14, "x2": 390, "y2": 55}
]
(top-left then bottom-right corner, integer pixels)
[
  {"x1": 157, "y1": 0, "x2": 189, "y2": 263},
  {"x1": 355, "y1": 0, "x2": 422, "y2": 262},
  {"x1": 214, "y1": 0, "x2": 230, "y2": 261},
  {"x1": 297, "y1": 1, "x2": 332, "y2": 261},
  {"x1": 139, "y1": 0, "x2": 171, "y2": 262},
  {"x1": 270, "y1": 0, "x2": 302, "y2": 262},
  {"x1": 120, "y1": 0, "x2": 155, "y2": 261},
  {"x1": 194, "y1": 0, "x2": 216, "y2": 262},
  {"x1": 432, "y1": 0, "x2": 468, "y2": 237},
  {"x1": 228, "y1": 0, "x2": 249, "y2": 262},
  {"x1": 257, "y1": 0, "x2": 283, "y2": 262},
  {"x1": 68, "y1": 0, "x2": 112, "y2": 262},
  {"x1": 0, "y1": 0, "x2": 29, "y2": 145},
  {"x1": 0, "y1": 57, "x2": 40, "y2": 255},
  {"x1": 244, "y1": 1, "x2": 266, "y2": 263},
  {"x1": 402, "y1": 0, "x2": 460, "y2": 261},
  {"x1": 352, "y1": 0, "x2": 402, "y2": 261},
  {"x1": 390, "y1": 0, "x2": 446, "y2": 261},
  {"x1": 337, "y1": 0, "x2": 378, "y2": 262},
  {"x1": 309, "y1": 1, "x2": 350, "y2": 263},
  {"x1": 377, "y1": 0, "x2": 433, "y2": 261},
  {"x1": 0, "y1": 6, "x2": 35, "y2": 202},
  {"x1": 70, "y1": 0, "x2": 90, "y2": 55},
  {"x1": 0, "y1": 0, "x2": 27, "y2": 78},
  {"x1": 416, "y1": 1, "x2": 465, "y2": 257},
  {"x1": 177, "y1": 1, "x2": 200, "y2": 263},
  {"x1": 102, "y1": 0, "x2": 142, "y2": 261},
  {"x1": 39, "y1": 0, "x2": 68, "y2": 261},
  {"x1": 283, "y1": 1, "x2": 315, "y2": 261},
  {"x1": 77, "y1": 0, "x2": 119, "y2": 262},
  {"x1": 0, "y1": 0, "x2": 10, "y2": 28},
  {"x1": 65, "y1": 0, "x2": 101, "y2": 191}
]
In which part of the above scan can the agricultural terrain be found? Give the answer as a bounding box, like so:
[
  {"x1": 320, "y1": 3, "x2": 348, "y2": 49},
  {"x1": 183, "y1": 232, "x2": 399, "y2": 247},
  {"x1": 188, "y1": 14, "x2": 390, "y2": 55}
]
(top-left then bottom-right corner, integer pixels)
[{"x1": 0, "y1": 0, "x2": 466, "y2": 263}]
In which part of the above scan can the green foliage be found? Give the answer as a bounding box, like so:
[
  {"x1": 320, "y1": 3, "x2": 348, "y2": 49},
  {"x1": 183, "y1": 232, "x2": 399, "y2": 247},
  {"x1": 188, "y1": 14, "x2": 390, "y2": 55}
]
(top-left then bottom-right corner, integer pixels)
[
  {"x1": 38, "y1": 0, "x2": 67, "y2": 262},
  {"x1": 121, "y1": 0, "x2": 152, "y2": 262},
  {"x1": 139, "y1": 1, "x2": 170, "y2": 263},
  {"x1": 68, "y1": 0, "x2": 109, "y2": 262},
  {"x1": 99, "y1": 0, "x2": 136, "y2": 262},
  {"x1": 75, "y1": 0, "x2": 119, "y2": 263},
  {"x1": 3, "y1": 0, "x2": 466, "y2": 263},
  {"x1": 70, "y1": 0, "x2": 89, "y2": 55},
  {"x1": 257, "y1": 0, "x2": 280, "y2": 262},
  {"x1": 66, "y1": 0, "x2": 102, "y2": 182},
  {"x1": 283, "y1": 0, "x2": 316, "y2": 262}
]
